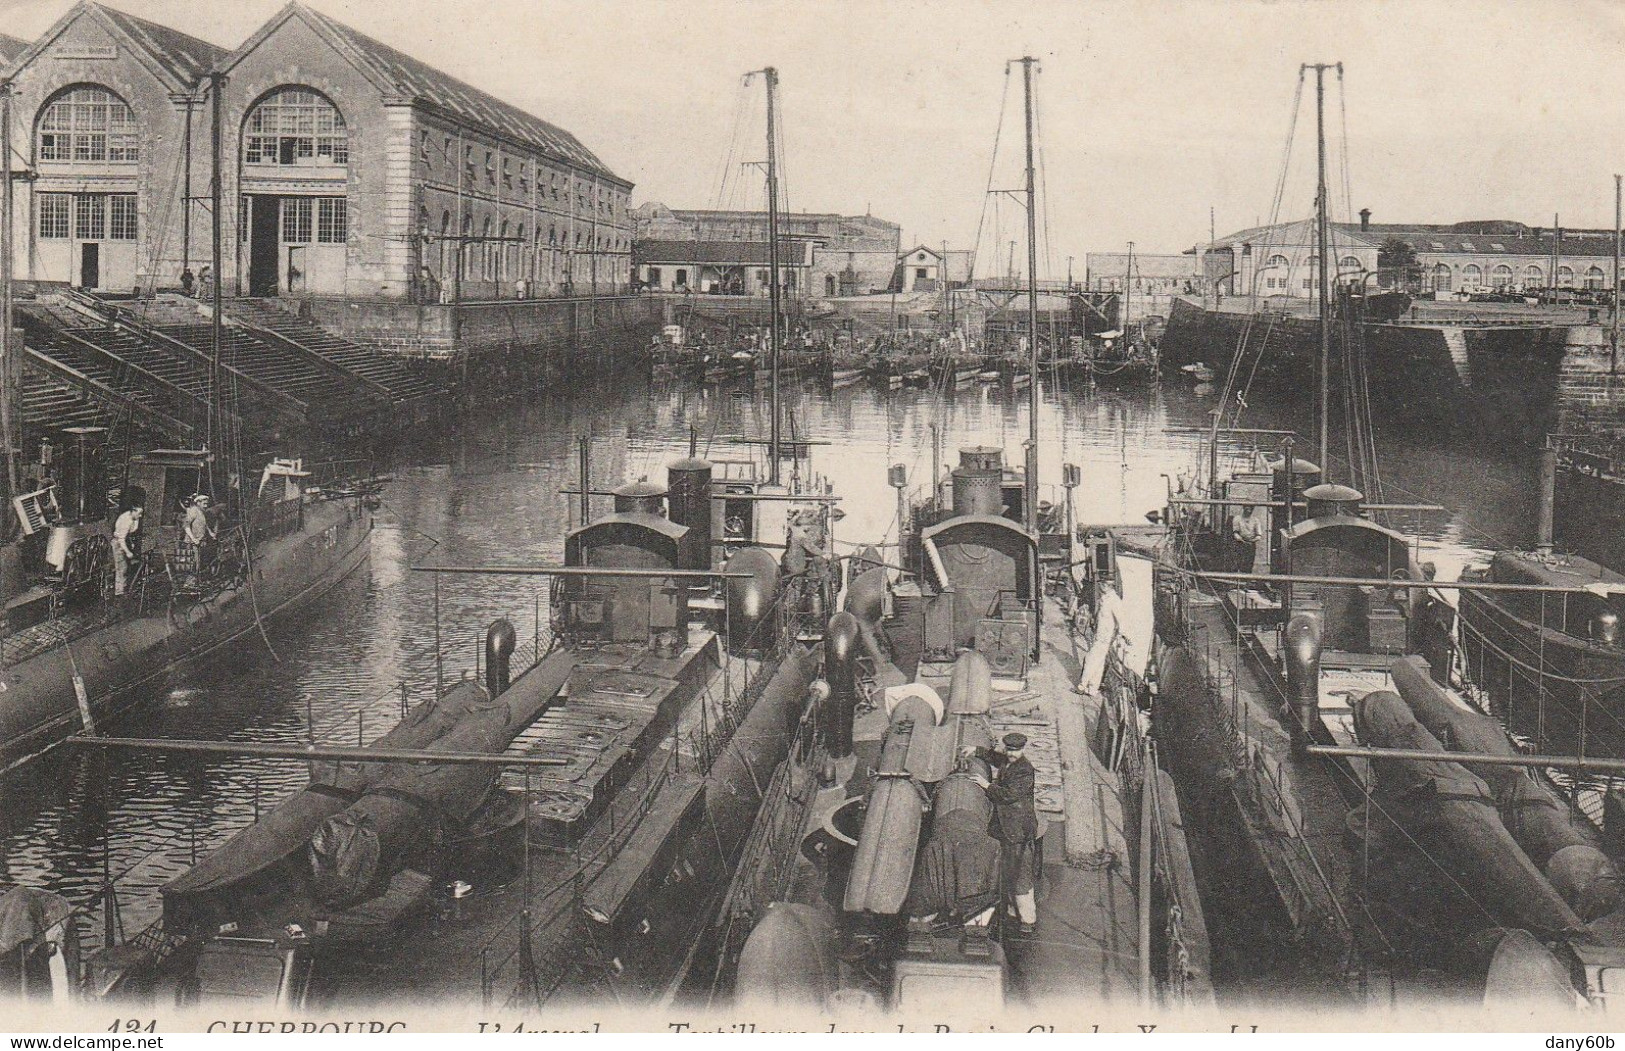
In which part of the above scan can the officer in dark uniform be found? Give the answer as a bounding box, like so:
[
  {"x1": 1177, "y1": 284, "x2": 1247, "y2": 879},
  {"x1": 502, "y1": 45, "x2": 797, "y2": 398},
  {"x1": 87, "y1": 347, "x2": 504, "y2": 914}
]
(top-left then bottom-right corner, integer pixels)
[{"x1": 963, "y1": 731, "x2": 1040, "y2": 934}]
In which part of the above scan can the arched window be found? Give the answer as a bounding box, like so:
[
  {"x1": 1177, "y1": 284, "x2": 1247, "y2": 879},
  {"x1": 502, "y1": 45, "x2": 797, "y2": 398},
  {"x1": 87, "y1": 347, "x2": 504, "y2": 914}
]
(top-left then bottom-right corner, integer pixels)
[
  {"x1": 1586, "y1": 266, "x2": 1606, "y2": 290},
  {"x1": 441, "y1": 210, "x2": 451, "y2": 235},
  {"x1": 418, "y1": 205, "x2": 430, "y2": 234},
  {"x1": 38, "y1": 85, "x2": 138, "y2": 162},
  {"x1": 1521, "y1": 264, "x2": 1543, "y2": 288},
  {"x1": 1264, "y1": 254, "x2": 1289, "y2": 269},
  {"x1": 1491, "y1": 264, "x2": 1513, "y2": 289},
  {"x1": 244, "y1": 87, "x2": 347, "y2": 166},
  {"x1": 1462, "y1": 264, "x2": 1482, "y2": 286},
  {"x1": 1558, "y1": 265, "x2": 1575, "y2": 288},
  {"x1": 1339, "y1": 256, "x2": 1361, "y2": 274},
  {"x1": 1432, "y1": 263, "x2": 1452, "y2": 292},
  {"x1": 498, "y1": 220, "x2": 509, "y2": 279},
  {"x1": 482, "y1": 217, "x2": 493, "y2": 279}
]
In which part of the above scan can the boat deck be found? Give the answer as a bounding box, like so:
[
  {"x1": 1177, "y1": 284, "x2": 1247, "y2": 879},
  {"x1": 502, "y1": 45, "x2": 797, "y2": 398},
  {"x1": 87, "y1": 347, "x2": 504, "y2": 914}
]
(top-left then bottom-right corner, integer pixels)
[
  {"x1": 1186, "y1": 594, "x2": 1361, "y2": 967},
  {"x1": 328, "y1": 633, "x2": 728, "y2": 1006},
  {"x1": 915, "y1": 618, "x2": 1139, "y2": 1005}
]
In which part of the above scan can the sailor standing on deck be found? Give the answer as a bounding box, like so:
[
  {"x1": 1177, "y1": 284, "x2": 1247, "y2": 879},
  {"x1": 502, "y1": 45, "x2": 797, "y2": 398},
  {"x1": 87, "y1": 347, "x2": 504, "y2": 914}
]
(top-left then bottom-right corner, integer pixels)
[
  {"x1": 184, "y1": 494, "x2": 218, "y2": 580},
  {"x1": 962, "y1": 732, "x2": 1040, "y2": 934},
  {"x1": 111, "y1": 504, "x2": 142, "y2": 596}
]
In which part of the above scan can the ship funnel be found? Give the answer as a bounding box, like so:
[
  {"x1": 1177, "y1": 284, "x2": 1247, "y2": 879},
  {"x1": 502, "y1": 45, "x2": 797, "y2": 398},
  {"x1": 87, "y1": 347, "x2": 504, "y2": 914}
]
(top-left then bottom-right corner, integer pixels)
[
  {"x1": 613, "y1": 479, "x2": 667, "y2": 517},
  {"x1": 485, "y1": 618, "x2": 516, "y2": 697},
  {"x1": 951, "y1": 446, "x2": 1004, "y2": 517},
  {"x1": 1268, "y1": 456, "x2": 1321, "y2": 520},
  {"x1": 824, "y1": 612, "x2": 860, "y2": 758},
  {"x1": 1303, "y1": 482, "x2": 1363, "y2": 519},
  {"x1": 666, "y1": 457, "x2": 713, "y2": 570}
]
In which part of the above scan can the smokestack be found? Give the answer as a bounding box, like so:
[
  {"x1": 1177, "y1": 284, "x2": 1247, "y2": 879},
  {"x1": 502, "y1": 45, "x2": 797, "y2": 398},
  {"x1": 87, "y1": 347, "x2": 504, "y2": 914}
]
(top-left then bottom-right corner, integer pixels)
[
  {"x1": 1536, "y1": 446, "x2": 1557, "y2": 555},
  {"x1": 1359, "y1": 208, "x2": 1371, "y2": 231}
]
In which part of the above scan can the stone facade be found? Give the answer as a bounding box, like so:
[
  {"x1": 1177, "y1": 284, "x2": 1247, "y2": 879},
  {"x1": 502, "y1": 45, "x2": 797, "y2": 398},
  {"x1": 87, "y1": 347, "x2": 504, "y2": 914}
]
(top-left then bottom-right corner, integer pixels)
[
  {"x1": 3, "y1": 2, "x2": 631, "y2": 302},
  {"x1": 1200, "y1": 216, "x2": 1620, "y2": 300},
  {"x1": 632, "y1": 203, "x2": 900, "y2": 298}
]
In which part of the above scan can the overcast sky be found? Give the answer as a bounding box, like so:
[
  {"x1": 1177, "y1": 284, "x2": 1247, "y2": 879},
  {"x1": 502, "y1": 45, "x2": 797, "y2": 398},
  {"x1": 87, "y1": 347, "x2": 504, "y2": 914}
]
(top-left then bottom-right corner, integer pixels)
[{"x1": 5, "y1": 0, "x2": 1625, "y2": 275}]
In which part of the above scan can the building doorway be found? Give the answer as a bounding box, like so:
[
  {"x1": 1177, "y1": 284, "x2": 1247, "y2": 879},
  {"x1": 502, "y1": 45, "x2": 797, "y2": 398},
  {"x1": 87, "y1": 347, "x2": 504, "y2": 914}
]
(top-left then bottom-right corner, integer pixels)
[
  {"x1": 248, "y1": 195, "x2": 281, "y2": 296},
  {"x1": 78, "y1": 243, "x2": 99, "y2": 289}
]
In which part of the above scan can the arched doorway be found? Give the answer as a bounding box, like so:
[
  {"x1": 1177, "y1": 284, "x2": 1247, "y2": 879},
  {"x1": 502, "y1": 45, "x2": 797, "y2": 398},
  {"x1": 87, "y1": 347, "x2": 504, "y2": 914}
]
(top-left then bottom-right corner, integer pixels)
[{"x1": 241, "y1": 86, "x2": 349, "y2": 296}]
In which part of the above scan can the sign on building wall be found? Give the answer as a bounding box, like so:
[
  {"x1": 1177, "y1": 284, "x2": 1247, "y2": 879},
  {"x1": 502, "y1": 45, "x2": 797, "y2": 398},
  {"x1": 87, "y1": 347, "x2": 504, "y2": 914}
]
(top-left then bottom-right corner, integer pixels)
[{"x1": 53, "y1": 46, "x2": 119, "y2": 60}]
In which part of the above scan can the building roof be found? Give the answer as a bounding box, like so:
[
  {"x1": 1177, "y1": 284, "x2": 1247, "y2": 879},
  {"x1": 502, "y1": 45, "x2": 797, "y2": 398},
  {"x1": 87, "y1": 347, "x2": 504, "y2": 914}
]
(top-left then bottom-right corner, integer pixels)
[
  {"x1": 1200, "y1": 217, "x2": 1618, "y2": 259},
  {"x1": 0, "y1": 33, "x2": 31, "y2": 70},
  {"x1": 94, "y1": 2, "x2": 224, "y2": 83},
  {"x1": 9, "y1": 2, "x2": 226, "y2": 89},
  {"x1": 223, "y1": 3, "x2": 623, "y2": 183},
  {"x1": 634, "y1": 239, "x2": 809, "y2": 266}
]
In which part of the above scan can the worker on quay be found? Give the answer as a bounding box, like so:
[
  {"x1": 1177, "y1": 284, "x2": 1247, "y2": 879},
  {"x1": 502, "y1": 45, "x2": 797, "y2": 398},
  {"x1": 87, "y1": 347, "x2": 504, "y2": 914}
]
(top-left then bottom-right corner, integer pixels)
[
  {"x1": 112, "y1": 503, "x2": 142, "y2": 597},
  {"x1": 961, "y1": 731, "x2": 1040, "y2": 935}
]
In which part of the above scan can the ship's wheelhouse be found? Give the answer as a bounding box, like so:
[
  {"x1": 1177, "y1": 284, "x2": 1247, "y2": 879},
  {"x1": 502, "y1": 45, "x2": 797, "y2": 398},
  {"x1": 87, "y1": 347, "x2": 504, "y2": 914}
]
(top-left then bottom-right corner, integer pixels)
[
  {"x1": 1284, "y1": 512, "x2": 1419, "y2": 653},
  {"x1": 919, "y1": 514, "x2": 1040, "y2": 660},
  {"x1": 561, "y1": 513, "x2": 691, "y2": 644}
]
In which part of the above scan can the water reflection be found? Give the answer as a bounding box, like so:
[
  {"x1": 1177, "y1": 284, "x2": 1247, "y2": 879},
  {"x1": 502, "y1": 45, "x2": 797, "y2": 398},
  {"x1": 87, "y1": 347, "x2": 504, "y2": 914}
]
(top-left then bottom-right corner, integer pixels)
[{"x1": 0, "y1": 365, "x2": 1534, "y2": 943}]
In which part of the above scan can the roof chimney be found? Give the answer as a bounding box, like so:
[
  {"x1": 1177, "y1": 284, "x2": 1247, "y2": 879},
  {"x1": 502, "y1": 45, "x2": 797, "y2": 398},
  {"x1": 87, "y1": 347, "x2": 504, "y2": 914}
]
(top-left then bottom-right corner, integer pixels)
[{"x1": 1359, "y1": 208, "x2": 1371, "y2": 231}]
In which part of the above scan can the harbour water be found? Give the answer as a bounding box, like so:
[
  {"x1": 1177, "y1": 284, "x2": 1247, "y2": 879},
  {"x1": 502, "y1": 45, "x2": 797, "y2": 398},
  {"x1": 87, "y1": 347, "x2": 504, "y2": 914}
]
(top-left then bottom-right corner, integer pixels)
[{"x1": 0, "y1": 357, "x2": 1548, "y2": 985}]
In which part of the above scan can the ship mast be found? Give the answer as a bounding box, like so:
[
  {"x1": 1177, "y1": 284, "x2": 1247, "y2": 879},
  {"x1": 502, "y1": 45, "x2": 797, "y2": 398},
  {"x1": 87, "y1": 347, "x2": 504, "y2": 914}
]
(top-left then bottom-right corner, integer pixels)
[
  {"x1": 209, "y1": 71, "x2": 226, "y2": 501},
  {"x1": 1307, "y1": 62, "x2": 1338, "y2": 477},
  {"x1": 1, "y1": 77, "x2": 19, "y2": 514},
  {"x1": 758, "y1": 67, "x2": 784, "y2": 486},
  {"x1": 1018, "y1": 55, "x2": 1040, "y2": 534}
]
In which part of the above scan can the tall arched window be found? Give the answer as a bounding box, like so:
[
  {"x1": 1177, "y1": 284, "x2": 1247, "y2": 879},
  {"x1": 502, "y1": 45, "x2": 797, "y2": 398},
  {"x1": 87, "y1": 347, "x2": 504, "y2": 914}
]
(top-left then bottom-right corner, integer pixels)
[
  {"x1": 482, "y1": 217, "x2": 493, "y2": 280},
  {"x1": 1491, "y1": 264, "x2": 1513, "y2": 289},
  {"x1": 1586, "y1": 266, "x2": 1606, "y2": 290},
  {"x1": 1462, "y1": 264, "x2": 1482, "y2": 287},
  {"x1": 1522, "y1": 264, "x2": 1543, "y2": 288},
  {"x1": 38, "y1": 86, "x2": 138, "y2": 162},
  {"x1": 1433, "y1": 263, "x2": 1452, "y2": 292},
  {"x1": 244, "y1": 87, "x2": 348, "y2": 166},
  {"x1": 498, "y1": 220, "x2": 509, "y2": 280},
  {"x1": 1558, "y1": 265, "x2": 1575, "y2": 288},
  {"x1": 1262, "y1": 254, "x2": 1289, "y2": 291}
]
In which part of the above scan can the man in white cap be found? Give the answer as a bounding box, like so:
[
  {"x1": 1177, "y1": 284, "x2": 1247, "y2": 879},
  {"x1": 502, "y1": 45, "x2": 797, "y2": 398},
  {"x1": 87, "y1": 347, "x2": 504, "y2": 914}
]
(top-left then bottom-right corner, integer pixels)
[{"x1": 963, "y1": 731, "x2": 1040, "y2": 934}]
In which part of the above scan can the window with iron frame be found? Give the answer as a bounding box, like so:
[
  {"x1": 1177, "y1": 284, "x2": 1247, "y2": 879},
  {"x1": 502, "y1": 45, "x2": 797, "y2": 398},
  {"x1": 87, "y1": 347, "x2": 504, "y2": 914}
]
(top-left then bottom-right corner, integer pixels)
[
  {"x1": 109, "y1": 195, "x2": 138, "y2": 240},
  {"x1": 38, "y1": 194, "x2": 70, "y2": 239},
  {"x1": 38, "y1": 86, "x2": 139, "y2": 163},
  {"x1": 244, "y1": 88, "x2": 348, "y2": 166},
  {"x1": 74, "y1": 194, "x2": 106, "y2": 240},
  {"x1": 317, "y1": 198, "x2": 346, "y2": 244},
  {"x1": 282, "y1": 198, "x2": 313, "y2": 244}
]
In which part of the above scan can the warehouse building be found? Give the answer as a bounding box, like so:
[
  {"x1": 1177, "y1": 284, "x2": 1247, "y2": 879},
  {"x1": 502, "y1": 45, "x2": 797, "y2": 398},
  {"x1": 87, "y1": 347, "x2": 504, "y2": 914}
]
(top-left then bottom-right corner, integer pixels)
[
  {"x1": 2, "y1": 1, "x2": 632, "y2": 301},
  {"x1": 632, "y1": 203, "x2": 900, "y2": 298},
  {"x1": 1198, "y1": 212, "x2": 1620, "y2": 300}
]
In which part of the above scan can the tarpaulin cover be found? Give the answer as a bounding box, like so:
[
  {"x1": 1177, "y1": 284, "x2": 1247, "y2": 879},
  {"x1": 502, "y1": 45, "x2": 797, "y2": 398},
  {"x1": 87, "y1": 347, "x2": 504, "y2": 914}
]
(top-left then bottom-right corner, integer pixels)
[{"x1": 0, "y1": 886, "x2": 74, "y2": 956}]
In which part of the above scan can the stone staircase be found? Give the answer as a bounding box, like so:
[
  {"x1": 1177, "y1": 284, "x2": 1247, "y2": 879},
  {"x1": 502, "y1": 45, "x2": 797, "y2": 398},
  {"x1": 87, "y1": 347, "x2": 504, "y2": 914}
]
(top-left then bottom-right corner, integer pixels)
[{"x1": 225, "y1": 300, "x2": 444, "y2": 405}]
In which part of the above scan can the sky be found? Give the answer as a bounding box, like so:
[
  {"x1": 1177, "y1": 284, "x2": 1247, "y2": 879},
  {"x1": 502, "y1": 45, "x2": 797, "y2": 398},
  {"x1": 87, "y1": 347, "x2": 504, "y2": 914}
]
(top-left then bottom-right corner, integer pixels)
[{"x1": 4, "y1": 0, "x2": 1625, "y2": 278}]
